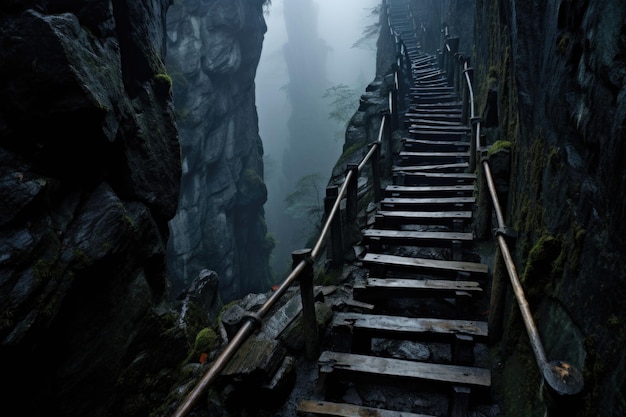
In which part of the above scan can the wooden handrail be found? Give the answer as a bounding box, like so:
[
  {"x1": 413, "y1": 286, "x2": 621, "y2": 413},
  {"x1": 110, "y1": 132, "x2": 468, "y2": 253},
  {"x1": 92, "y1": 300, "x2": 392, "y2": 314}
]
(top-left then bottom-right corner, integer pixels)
[{"x1": 449, "y1": 34, "x2": 584, "y2": 415}]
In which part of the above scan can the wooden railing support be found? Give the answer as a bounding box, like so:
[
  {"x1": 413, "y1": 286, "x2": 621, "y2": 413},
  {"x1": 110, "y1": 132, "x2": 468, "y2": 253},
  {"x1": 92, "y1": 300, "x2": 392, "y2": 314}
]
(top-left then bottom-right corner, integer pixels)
[
  {"x1": 381, "y1": 111, "x2": 393, "y2": 177},
  {"x1": 346, "y1": 164, "x2": 359, "y2": 225},
  {"x1": 324, "y1": 186, "x2": 343, "y2": 267},
  {"x1": 469, "y1": 116, "x2": 482, "y2": 172},
  {"x1": 371, "y1": 143, "x2": 382, "y2": 204},
  {"x1": 390, "y1": 74, "x2": 399, "y2": 131},
  {"x1": 291, "y1": 249, "x2": 319, "y2": 360},
  {"x1": 462, "y1": 65, "x2": 473, "y2": 125},
  {"x1": 475, "y1": 151, "x2": 492, "y2": 240},
  {"x1": 445, "y1": 36, "x2": 459, "y2": 86}
]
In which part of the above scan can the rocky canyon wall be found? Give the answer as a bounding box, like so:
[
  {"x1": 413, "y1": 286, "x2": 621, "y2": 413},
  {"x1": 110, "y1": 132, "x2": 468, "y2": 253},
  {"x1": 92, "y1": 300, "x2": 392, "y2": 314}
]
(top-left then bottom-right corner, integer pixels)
[
  {"x1": 0, "y1": 1, "x2": 185, "y2": 416},
  {"x1": 165, "y1": 0, "x2": 273, "y2": 303},
  {"x1": 473, "y1": 0, "x2": 626, "y2": 415}
]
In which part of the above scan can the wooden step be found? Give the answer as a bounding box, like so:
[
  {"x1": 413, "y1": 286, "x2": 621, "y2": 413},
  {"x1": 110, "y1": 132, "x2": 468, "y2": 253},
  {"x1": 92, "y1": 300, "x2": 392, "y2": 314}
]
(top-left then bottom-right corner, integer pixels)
[
  {"x1": 410, "y1": 86, "x2": 454, "y2": 93},
  {"x1": 407, "y1": 130, "x2": 468, "y2": 141},
  {"x1": 392, "y1": 162, "x2": 470, "y2": 173},
  {"x1": 318, "y1": 351, "x2": 491, "y2": 389},
  {"x1": 297, "y1": 400, "x2": 436, "y2": 417},
  {"x1": 406, "y1": 110, "x2": 462, "y2": 118},
  {"x1": 374, "y1": 210, "x2": 472, "y2": 227},
  {"x1": 392, "y1": 171, "x2": 476, "y2": 186},
  {"x1": 360, "y1": 253, "x2": 489, "y2": 278},
  {"x1": 332, "y1": 312, "x2": 489, "y2": 341},
  {"x1": 398, "y1": 151, "x2": 470, "y2": 165},
  {"x1": 404, "y1": 119, "x2": 467, "y2": 128},
  {"x1": 401, "y1": 138, "x2": 469, "y2": 152},
  {"x1": 380, "y1": 196, "x2": 475, "y2": 211},
  {"x1": 385, "y1": 184, "x2": 474, "y2": 197},
  {"x1": 353, "y1": 277, "x2": 483, "y2": 299},
  {"x1": 408, "y1": 124, "x2": 471, "y2": 133},
  {"x1": 410, "y1": 94, "x2": 460, "y2": 104},
  {"x1": 362, "y1": 229, "x2": 473, "y2": 248}
]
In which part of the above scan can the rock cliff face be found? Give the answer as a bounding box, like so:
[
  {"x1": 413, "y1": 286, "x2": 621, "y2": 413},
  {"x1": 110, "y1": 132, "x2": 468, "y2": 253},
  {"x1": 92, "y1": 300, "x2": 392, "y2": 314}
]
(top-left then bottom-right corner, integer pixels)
[
  {"x1": 165, "y1": 0, "x2": 273, "y2": 303},
  {"x1": 0, "y1": 1, "x2": 186, "y2": 416},
  {"x1": 473, "y1": 0, "x2": 626, "y2": 415}
]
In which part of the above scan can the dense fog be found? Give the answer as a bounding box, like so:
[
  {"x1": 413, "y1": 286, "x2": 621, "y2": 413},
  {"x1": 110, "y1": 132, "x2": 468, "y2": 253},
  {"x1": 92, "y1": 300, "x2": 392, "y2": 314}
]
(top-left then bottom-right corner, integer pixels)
[{"x1": 256, "y1": 0, "x2": 380, "y2": 279}]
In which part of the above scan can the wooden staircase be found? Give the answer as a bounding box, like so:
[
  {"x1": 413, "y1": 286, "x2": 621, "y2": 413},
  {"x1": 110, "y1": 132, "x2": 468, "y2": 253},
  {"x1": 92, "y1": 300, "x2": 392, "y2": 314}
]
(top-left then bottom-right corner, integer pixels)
[{"x1": 296, "y1": 1, "x2": 493, "y2": 416}]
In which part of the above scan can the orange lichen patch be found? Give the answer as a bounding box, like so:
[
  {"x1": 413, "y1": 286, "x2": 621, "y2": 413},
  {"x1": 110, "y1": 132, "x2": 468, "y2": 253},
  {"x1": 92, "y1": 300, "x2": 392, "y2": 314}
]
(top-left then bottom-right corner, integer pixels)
[
  {"x1": 199, "y1": 352, "x2": 208, "y2": 364},
  {"x1": 271, "y1": 285, "x2": 279, "y2": 291}
]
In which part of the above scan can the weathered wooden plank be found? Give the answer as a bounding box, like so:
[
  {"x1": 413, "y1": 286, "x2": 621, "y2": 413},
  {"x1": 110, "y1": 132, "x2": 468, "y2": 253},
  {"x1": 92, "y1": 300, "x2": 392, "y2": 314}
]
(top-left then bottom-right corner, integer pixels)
[
  {"x1": 359, "y1": 277, "x2": 482, "y2": 293},
  {"x1": 374, "y1": 210, "x2": 472, "y2": 227},
  {"x1": 297, "y1": 400, "x2": 435, "y2": 417},
  {"x1": 408, "y1": 124, "x2": 471, "y2": 132},
  {"x1": 401, "y1": 139, "x2": 469, "y2": 152},
  {"x1": 392, "y1": 171, "x2": 476, "y2": 186},
  {"x1": 381, "y1": 196, "x2": 475, "y2": 211},
  {"x1": 333, "y1": 312, "x2": 488, "y2": 339},
  {"x1": 386, "y1": 184, "x2": 474, "y2": 195},
  {"x1": 391, "y1": 162, "x2": 470, "y2": 173},
  {"x1": 318, "y1": 351, "x2": 491, "y2": 388},
  {"x1": 407, "y1": 130, "x2": 468, "y2": 141},
  {"x1": 376, "y1": 210, "x2": 472, "y2": 219},
  {"x1": 399, "y1": 152, "x2": 470, "y2": 166},
  {"x1": 361, "y1": 253, "x2": 489, "y2": 276},
  {"x1": 400, "y1": 151, "x2": 470, "y2": 158},
  {"x1": 362, "y1": 229, "x2": 473, "y2": 245},
  {"x1": 404, "y1": 119, "x2": 467, "y2": 128}
]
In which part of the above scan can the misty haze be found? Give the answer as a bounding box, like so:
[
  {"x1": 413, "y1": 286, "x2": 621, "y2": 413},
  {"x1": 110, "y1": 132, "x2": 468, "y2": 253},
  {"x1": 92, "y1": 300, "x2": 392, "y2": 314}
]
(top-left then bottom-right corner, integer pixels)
[{"x1": 256, "y1": 0, "x2": 380, "y2": 280}]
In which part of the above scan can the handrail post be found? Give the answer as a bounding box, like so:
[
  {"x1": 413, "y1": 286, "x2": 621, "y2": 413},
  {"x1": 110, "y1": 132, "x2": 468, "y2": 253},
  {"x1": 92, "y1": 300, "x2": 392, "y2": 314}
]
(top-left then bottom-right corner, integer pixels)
[
  {"x1": 381, "y1": 111, "x2": 393, "y2": 177},
  {"x1": 346, "y1": 164, "x2": 359, "y2": 225},
  {"x1": 462, "y1": 65, "x2": 473, "y2": 125},
  {"x1": 469, "y1": 116, "x2": 482, "y2": 172},
  {"x1": 390, "y1": 74, "x2": 399, "y2": 131},
  {"x1": 324, "y1": 186, "x2": 343, "y2": 267},
  {"x1": 371, "y1": 142, "x2": 382, "y2": 203},
  {"x1": 291, "y1": 249, "x2": 319, "y2": 360},
  {"x1": 475, "y1": 151, "x2": 492, "y2": 239},
  {"x1": 446, "y1": 37, "x2": 459, "y2": 86}
]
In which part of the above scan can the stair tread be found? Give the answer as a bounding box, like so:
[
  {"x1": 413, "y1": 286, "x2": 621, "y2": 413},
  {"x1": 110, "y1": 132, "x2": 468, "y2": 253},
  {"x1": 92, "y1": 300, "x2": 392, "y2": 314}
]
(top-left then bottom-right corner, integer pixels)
[
  {"x1": 399, "y1": 151, "x2": 470, "y2": 157},
  {"x1": 358, "y1": 276, "x2": 482, "y2": 290},
  {"x1": 386, "y1": 185, "x2": 474, "y2": 193},
  {"x1": 297, "y1": 400, "x2": 436, "y2": 417},
  {"x1": 382, "y1": 196, "x2": 475, "y2": 204},
  {"x1": 362, "y1": 229, "x2": 473, "y2": 241},
  {"x1": 376, "y1": 210, "x2": 472, "y2": 219},
  {"x1": 392, "y1": 162, "x2": 470, "y2": 172},
  {"x1": 332, "y1": 312, "x2": 489, "y2": 338},
  {"x1": 318, "y1": 351, "x2": 491, "y2": 388},
  {"x1": 361, "y1": 252, "x2": 489, "y2": 276}
]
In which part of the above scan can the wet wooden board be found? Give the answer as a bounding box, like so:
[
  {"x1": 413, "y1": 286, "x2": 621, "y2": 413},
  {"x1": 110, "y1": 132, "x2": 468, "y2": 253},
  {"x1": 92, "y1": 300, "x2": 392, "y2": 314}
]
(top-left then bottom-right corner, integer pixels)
[
  {"x1": 362, "y1": 229, "x2": 473, "y2": 246},
  {"x1": 318, "y1": 351, "x2": 491, "y2": 388},
  {"x1": 401, "y1": 138, "x2": 469, "y2": 152},
  {"x1": 391, "y1": 162, "x2": 470, "y2": 173},
  {"x1": 407, "y1": 130, "x2": 468, "y2": 140},
  {"x1": 297, "y1": 400, "x2": 436, "y2": 417},
  {"x1": 385, "y1": 184, "x2": 474, "y2": 197},
  {"x1": 399, "y1": 152, "x2": 470, "y2": 163},
  {"x1": 357, "y1": 277, "x2": 482, "y2": 293},
  {"x1": 392, "y1": 171, "x2": 476, "y2": 186},
  {"x1": 381, "y1": 196, "x2": 475, "y2": 211},
  {"x1": 374, "y1": 210, "x2": 472, "y2": 227},
  {"x1": 361, "y1": 253, "x2": 489, "y2": 276},
  {"x1": 404, "y1": 119, "x2": 467, "y2": 128},
  {"x1": 332, "y1": 312, "x2": 488, "y2": 339}
]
